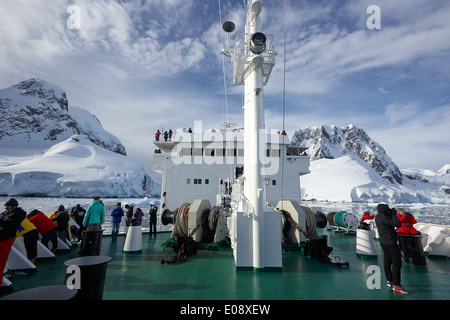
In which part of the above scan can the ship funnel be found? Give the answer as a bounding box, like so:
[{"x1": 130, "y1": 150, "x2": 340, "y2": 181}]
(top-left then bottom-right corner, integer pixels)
[{"x1": 161, "y1": 209, "x2": 176, "y2": 226}]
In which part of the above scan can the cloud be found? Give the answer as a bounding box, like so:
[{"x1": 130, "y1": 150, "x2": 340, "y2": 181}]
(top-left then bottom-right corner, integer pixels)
[
  {"x1": 261, "y1": 1, "x2": 450, "y2": 96},
  {"x1": 371, "y1": 104, "x2": 450, "y2": 169},
  {"x1": 384, "y1": 102, "x2": 420, "y2": 127}
]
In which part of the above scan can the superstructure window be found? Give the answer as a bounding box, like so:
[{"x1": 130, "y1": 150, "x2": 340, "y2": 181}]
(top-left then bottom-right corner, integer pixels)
[
  {"x1": 226, "y1": 149, "x2": 237, "y2": 157},
  {"x1": 216, "y1": 148, "x2": 226, "y2": 157},
  {"x1": 182, "y1": 148, "x2": 192, "y2": 156},
  {"x1": 194, "y1": 179, "x2": 202, "y2": 185},
  {"x1": 193, "y1": 148, "x2": 203, "y2": 156},
  {"x1": 205, "y1": 148, "x2": 215, "y2": 157}
]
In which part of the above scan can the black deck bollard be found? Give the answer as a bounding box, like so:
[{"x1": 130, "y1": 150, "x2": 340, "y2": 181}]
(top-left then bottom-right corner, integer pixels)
[
  {"x1": 64, "y1": 256, "x2": 112, "y2": 300},
  {"x1": 398, "y1": 234, "x2": 426, "y2": 265},
  {"x1": 1, "y1": 285, "x2": 77, "y2": 300},
  {"x1": 80, "y1": 230, "x2": 103, "y2": 256}
]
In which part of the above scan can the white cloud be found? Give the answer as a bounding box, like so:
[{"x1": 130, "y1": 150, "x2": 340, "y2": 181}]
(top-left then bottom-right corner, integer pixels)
[
  {"x1": 384, "y1": 102, "x2": 420, "y2": 127},
  {"x1": 262, "y1": 1, "x2": 450, "y2": 96},
  {"x1": 371, "y1": 104, "x2": 450, "y2": 169}
]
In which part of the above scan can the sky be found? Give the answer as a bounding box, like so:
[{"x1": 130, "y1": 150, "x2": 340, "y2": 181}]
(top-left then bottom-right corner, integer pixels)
[{"x1": 1, "y1": 0, "x2": 449, "y2": 175}]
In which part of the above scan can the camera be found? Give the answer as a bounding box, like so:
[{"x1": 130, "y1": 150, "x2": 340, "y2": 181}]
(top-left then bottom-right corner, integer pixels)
[{"x1": 387, "y1": 207, "x2": 397, "y2": 217}]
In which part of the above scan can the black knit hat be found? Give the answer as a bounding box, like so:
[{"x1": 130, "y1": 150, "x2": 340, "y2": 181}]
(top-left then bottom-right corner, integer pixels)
[
  {"x1": 377, "y1": 204, "x2": 389, "y2": 215},
  {"x1": 4, "y1": 198, "x2": 19, "y2": 207}
]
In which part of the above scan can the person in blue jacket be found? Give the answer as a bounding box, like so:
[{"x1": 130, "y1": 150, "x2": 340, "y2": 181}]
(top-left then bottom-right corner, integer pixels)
[
  {"x1": 83, "y1": 196, "x2": 105, "y2": 231},
  {"x1": 110, "y1": 202, "x2": 124, "y2": 241}
]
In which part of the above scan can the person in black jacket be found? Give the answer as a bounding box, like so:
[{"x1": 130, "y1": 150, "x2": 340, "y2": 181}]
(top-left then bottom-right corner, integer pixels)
[
  {"x1": 71, "y1": 204, "x2": 86, "y2": 242},
  {"x1": 52, "y1": 205, "x2": 70, "y2": 242},
  {"x1": 375, "y1": 203, "x2": 409, "y2": 294},
  {"x1": 0, "y1": 198, "x2": 26, "y2": 282},
  {"x1": 148, "y1": 205, "x2": 158, "y2": 237}
]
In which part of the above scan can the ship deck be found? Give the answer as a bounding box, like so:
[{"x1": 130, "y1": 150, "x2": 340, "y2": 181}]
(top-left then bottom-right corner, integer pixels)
[{"x1": 1, "y1": 229, "x2": 449, "y2": 302}]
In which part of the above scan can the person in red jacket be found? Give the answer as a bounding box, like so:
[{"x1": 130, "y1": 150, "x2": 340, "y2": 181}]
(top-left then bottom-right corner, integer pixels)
[
  {"x1": 360, "y1": 210, "x2": 375, "y2": 223},
  {"x1": 397, "y1": 208, "x2": 418, "y2": 235},
  {"x1": 27, "y1": 209, "x2": 58, "y2": 253}
]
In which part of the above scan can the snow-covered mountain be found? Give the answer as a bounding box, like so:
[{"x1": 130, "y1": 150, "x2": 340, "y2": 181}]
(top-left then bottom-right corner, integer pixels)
[
  {"x1": 0, "y1": 78, "x2": 125, "y2": 155},
  {"x1": 292, "y1": 124, "x2": 403, "y2": 184},
  {"x1": 293, "y1": 124, "x2": 449, "y2": 203},
  {"x1": 0, "y1": 78, "x2": 160, "y2": 198}
]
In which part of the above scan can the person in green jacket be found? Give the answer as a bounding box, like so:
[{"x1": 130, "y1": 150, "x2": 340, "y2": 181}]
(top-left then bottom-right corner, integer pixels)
[{"x1": 83, "y1": 196, "x2": 105, "y2": 231}]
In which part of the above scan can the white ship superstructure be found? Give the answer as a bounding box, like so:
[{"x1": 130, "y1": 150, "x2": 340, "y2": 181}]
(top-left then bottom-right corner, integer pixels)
[{"x1": 153, "y1": 123, "x2": 310, "y2": 213}]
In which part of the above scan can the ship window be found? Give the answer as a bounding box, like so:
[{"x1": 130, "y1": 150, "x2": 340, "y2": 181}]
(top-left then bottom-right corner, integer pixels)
[
  {"x1": 193, "y1": 148, "x2": 203, "y2": 156},
  {"x1": 226, "y1": 149, "x2": 237, "y2": 157},
  {"x1": 187, "y1": 179, "x2": 191, "y2": 184},
  {"x1": 182, "y1": 148, "x2": 192, "y2": 156},
  {"x1": 238, "y1": 149, "x2": 244, "y2": 157},
  {"x1": 205, "y1": 179, "x2": 209, "y2": 185},
  {"x1": 216, "y1": 148, "x2": 225, "y2": 157},
  {"x1": 271, "y1": 149, "x2": 281, "y2": 157},
  {"x1": 272, "y1": 180, "x2": 276, "y2": 185},
  {"x1": 205, "y1": 148, "x2": 215, "y2": 157},
  {"x1": 194, "y1": 179, "x2": 202, "y2": 184}
]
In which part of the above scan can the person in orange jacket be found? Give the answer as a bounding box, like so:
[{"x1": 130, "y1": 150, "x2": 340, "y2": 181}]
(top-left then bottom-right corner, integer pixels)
[{"x1": 397, "y1": 208, "x2": 418, "y2": 235}]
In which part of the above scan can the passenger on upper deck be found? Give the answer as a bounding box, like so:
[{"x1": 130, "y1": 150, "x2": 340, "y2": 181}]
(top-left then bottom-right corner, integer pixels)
[{"x1": 155, "y1": 129, "x2": 161, "y2": 141}]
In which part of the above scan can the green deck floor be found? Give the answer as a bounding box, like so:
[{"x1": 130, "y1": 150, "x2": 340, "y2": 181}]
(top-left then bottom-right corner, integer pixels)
[{"x1": 1, "y1": 229, "x2": 449, "y2": 301}]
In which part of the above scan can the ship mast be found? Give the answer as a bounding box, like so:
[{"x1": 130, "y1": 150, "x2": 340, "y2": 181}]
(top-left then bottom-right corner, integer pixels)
[
  {"x1": 244, "y1": 0, "x2": 265, "y2": 269},
  {"x1": 222, "y1": 0, "x2": 279, "y2": 269}
]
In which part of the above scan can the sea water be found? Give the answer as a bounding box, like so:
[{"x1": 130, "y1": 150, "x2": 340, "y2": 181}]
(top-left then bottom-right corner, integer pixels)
[
  {"x1": 0, "y1": 196, "x2": 166, "y2": 235},
  {"x1": 1, "y1": 196, "x2": 449, "y2": 235}
]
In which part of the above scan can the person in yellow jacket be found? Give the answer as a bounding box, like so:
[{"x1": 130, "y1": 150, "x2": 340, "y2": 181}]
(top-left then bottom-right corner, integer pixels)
[{"x1": 16, "y1": 217, "x2": 39, "y2": 264}]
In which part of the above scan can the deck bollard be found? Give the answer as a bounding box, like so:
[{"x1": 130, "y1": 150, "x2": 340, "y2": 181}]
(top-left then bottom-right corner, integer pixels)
[
  {"x1": 1, "y1": 285, "x2": 77, "y2": 300},
  {"x1": 80, "y1": 230, "x2": 103, "y2": 256},
  {"x1": 64, "y1": 256, "x2": 112, "y2": 300},
  {"x1": 123, "y1": 225, "x2": 142, "y2": 252},
  {"x1": 398, "y1": 234, "x2": 426, "y2": 265}
]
